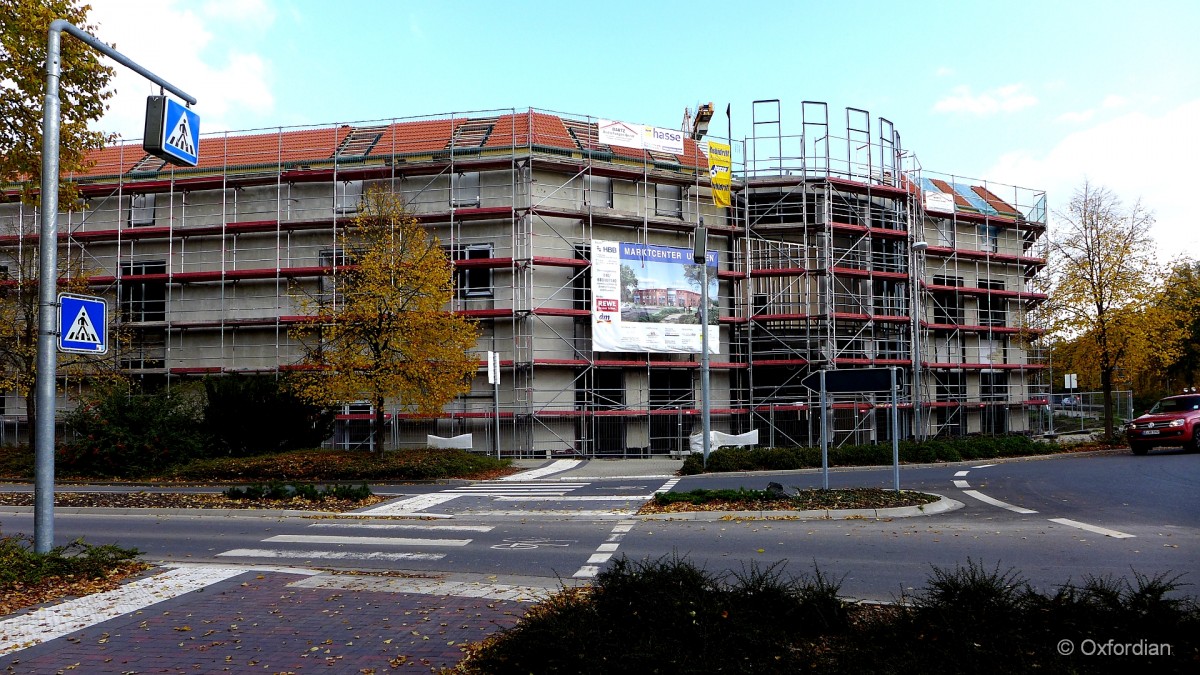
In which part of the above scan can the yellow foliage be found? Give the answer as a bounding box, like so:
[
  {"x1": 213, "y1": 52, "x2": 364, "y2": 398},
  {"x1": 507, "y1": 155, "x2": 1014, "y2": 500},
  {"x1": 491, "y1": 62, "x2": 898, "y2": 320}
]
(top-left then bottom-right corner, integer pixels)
[{"x1": 289, "y1": 187, "x2": 481, "y2": 431}]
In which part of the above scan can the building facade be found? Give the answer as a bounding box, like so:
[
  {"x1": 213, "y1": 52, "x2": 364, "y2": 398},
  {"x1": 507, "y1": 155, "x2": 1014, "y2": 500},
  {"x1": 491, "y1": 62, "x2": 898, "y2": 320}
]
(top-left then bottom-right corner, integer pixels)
[{"x1": 0, "y1": 101, "x2": 1050, "y2": 455}]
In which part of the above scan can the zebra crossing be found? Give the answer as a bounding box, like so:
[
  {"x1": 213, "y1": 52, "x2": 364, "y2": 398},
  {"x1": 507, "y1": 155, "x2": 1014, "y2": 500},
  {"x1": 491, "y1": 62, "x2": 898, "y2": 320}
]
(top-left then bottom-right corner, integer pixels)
[{"x1": 217, "y1": 521, "x2": 492, "y2": 564}]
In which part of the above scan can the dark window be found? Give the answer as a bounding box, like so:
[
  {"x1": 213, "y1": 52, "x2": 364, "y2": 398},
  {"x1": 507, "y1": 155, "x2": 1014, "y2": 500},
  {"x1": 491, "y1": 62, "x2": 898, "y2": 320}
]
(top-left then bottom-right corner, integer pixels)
[
  {"x1": 655, "y1": 184, "x2": 683, "y2": 218},
  {"x1": 977, "y1": 224, "x2": 999, "y2": 253},
  {"x1": 583, "y1": 175, "x2": 613, "y2": 208},
  {"x1": 649, "y1": 370, "x2": 694, "y2": 408},
  {"x1": 453, "y1": 243, "x2": 494, "y2": 298},
  {"x1": 978, "y1": 280, "x2": 1007, "y2": 327},
  {"x1": 129, "y1": 193, "x2": 155, "y2": 226},
  {"x1": 451, "y1": 172, "x2": 481, "y2": 207},
  {"x1": 119, "y1": 261, "x2": 166, "y2": 322},
  {"x1": 572, "y1": 244, "x2": 591, "y2": 311}
]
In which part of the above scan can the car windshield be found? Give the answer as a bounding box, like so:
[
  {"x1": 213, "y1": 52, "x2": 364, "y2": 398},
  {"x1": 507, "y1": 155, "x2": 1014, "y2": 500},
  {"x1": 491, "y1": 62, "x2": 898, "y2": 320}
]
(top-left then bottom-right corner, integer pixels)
[{"x1": 1149, "y1": 396, "x2": 1200, "y2": 414}]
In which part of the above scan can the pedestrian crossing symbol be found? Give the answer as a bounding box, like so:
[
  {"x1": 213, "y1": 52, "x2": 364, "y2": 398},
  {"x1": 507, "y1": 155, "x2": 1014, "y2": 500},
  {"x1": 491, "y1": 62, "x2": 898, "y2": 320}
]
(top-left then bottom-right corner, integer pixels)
[
  {"x1": 143, "y1": 95, "x2": 200, "y2": 167},
  {"x1": 58, "y1": 293, "x2": 108, "y2": 354}
]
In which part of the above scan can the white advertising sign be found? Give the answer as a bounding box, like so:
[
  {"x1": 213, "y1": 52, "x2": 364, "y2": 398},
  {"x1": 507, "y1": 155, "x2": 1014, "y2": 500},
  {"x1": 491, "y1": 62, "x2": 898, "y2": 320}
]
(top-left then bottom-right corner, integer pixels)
[
  {"x1": 598, "y1": 119, "x2": 685, "y2": 155},
  {"x1": 591, "y1": 239, "x2": 719, "y2": 354}
]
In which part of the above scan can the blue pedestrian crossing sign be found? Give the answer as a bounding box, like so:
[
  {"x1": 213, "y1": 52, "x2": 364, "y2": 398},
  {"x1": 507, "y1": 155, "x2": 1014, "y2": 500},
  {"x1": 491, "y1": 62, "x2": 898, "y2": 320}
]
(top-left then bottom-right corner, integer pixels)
[
  {"x1": 58, "y1": 293, "x2": 108, "y2": 355},
  {"x1": 143, "y1": 96, "x2": 200, "y2": 167}
]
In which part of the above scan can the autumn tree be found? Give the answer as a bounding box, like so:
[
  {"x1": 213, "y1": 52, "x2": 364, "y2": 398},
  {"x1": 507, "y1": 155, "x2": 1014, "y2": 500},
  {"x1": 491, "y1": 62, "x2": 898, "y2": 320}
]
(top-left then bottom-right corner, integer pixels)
[
  {"x1": 1046, "y1": 181, "x2": 1180, "y2": 439},
  {"x1": 289, "y1": 187, "x2": 481, "y2": 453},
  {"x1": 1159, "y1": 259, "x2": 1200, "y2": 390},
  {"x1": 0, "y1": 234, "x2": 117, "y2": 442},
  {"x1": 1, "y1": 0, "x2": 115, "y2": 207}
]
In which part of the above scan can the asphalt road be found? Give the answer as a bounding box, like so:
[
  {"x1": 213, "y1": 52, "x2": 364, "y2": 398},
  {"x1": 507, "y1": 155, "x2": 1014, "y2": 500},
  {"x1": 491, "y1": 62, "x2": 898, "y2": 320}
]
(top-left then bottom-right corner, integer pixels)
[{"x1": 2, "y1": 449, "x2": 1196, "y2": 602}]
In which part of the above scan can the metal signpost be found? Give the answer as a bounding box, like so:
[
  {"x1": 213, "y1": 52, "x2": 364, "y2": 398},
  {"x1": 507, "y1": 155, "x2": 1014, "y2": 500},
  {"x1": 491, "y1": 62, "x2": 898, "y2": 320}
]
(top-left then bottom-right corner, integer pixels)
[
  {"x1": 801, "y1": 367, "x2": 903, "y2": 491},
  {"x1": 35, "y1": 20, "x2": 196, "y2": 552},
  {"x1": 694, "y1": 220, "x2": 712, "y2": 467}
]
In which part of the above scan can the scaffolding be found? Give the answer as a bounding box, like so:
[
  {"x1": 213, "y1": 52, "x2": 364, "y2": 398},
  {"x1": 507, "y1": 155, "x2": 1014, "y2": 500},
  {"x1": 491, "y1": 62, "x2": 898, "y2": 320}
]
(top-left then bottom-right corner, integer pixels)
[{"x1": 0, "y1": 102, "x2": 1049, "y2": 455}]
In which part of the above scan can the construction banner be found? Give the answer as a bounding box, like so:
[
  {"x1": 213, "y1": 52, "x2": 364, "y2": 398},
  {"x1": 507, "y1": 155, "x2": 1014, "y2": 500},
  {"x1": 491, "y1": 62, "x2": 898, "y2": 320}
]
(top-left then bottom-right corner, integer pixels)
[
  {"x1": 708, "y1": 141, "x2": 732, "y2": 208},
  {"x1": 590, "y1": 239, "x2": 719, "y2": 354}
]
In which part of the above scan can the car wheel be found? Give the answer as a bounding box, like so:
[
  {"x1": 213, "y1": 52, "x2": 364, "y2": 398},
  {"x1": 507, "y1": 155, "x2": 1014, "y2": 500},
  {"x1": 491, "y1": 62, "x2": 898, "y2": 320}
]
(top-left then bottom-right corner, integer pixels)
[
  {"x1": 1191, "y1": 428, "x2": 1200, "y2": 453},
  {"x1": 1130, "y1": 443, "x2": 1149, "y2": 456}
]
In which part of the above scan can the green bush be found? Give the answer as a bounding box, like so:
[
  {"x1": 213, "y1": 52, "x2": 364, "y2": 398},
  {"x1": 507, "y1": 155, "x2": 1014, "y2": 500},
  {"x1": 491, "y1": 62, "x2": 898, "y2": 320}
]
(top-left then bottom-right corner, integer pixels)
[
  {"x1": 681, "y1": 435, "x2": 1060, "y2": 474},
  {"x1": 459, "y1": 555, "x2": 847, "y2": 674},
  {"x1": 0, "y1": 534, "x2": 141, "y2": 586},
  {"x1": 223, "y1": 481, "x2": 372, "y2": 502},
  {"x1": 60, "y1": 381, "x2": 210, "y2": 477},
  {"x1": 202, "y1": 374, "x2": 334, "y2": 456}
]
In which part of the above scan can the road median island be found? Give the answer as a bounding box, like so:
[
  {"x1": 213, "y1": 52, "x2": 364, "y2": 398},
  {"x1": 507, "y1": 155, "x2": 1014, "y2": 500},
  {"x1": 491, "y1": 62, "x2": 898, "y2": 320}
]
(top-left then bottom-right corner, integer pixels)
[{"x1": 637, "y1": 486, "x2": 953, "y2": 520}]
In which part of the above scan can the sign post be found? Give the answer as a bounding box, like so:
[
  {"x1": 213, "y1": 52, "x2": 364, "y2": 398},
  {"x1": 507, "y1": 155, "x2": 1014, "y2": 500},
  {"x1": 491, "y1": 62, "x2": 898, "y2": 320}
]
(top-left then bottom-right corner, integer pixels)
[
  {"x1": 802, "y1": 368, "x2": 903, "y2": 491},
  {"x1": 35, "y1": 20, "x2": 196, "y2": 552}
]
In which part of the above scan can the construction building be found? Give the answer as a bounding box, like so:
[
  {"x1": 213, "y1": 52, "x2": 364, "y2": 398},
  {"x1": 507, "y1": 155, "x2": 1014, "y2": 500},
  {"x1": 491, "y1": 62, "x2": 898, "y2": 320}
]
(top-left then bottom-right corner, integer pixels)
[{"x1": 0, "y1": 101, "x2": 1050, "y2": 455}]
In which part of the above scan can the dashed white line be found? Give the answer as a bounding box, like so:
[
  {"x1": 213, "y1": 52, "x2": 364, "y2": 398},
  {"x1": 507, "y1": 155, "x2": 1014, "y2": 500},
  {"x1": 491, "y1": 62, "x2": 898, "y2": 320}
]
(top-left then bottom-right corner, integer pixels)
[
  {"x1": 953, "y1": 480, "x2": 971, "y2": 489},
  {"x1": 953, "y1": 470, "x2": 970, "y2": 477},
  {"x1": 494, "y1": 495, "x2": 653, "y2": 501},
  {"x1": 574, "y1": 519, "x2": 637, "y2": 578},
  {"x1": 972, "y1": 464, "x2": 997, "y2": 469},
  {"x1": 1048, "y1": 518, "x2": 1135, "y2": 539},
  {"x1": 654, "y1": 477, "x2": 682, "y2": 494},
  {"x1": 962, "y1": 489, "x2": 1038, "y2": 514}
]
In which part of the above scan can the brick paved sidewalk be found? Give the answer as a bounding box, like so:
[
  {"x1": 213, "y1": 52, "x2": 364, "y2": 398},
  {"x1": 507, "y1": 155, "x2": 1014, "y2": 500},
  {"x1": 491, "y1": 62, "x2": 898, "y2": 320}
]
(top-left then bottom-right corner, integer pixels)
[{"x1": 2, "y1": 569, "x2": 535, "y2": 674}]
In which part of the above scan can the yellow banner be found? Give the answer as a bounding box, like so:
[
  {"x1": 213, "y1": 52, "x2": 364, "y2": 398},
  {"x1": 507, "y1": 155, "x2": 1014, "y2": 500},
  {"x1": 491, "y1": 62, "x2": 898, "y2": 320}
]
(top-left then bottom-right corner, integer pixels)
[{"x1": 708, "y1": 141, "x2": 732, "y2": 208}]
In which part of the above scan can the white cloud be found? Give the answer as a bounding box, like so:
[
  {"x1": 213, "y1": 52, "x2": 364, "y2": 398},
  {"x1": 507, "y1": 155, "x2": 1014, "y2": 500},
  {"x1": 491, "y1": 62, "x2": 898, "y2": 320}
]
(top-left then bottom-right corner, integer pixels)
[
  {"x1": 1057, "y1": 109, "x2": 1095, "y2": 124},
  {"x1": 85, "y1": 0, "x2": 276, "y2": 140},
  {"x1": 935, "y1": 66, "x2": 954, "y2": 77},
  {"x1": 1101, "y1": 94, "x2": 1128, "y2": 109},
  {"x1": 985, "y1": 98, "x2": 1200, "y2": 261},
  {"x1": 933, "y1": 84, "x2": 1038, "y2": 115}
]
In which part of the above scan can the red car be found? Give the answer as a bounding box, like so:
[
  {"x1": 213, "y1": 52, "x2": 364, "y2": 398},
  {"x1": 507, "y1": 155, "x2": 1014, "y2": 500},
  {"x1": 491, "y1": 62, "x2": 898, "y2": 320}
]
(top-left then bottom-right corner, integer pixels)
[{"x1": 1126, "y1": 394, "x2": 1200, "y2": 455}]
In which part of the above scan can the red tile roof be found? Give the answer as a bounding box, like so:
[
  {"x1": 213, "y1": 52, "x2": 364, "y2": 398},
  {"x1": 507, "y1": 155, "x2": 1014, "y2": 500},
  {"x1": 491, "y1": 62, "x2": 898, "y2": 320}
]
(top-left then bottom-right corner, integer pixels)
[{"x1": 67, "y1": 110, "x2": 709, "y2": 182}]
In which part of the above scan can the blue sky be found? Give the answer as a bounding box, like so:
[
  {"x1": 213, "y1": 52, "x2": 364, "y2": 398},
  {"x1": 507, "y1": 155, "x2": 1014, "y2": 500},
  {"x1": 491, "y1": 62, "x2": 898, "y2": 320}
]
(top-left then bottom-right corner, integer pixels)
[{"x1": 86, "y1": 0, "x2": 1199, "y2": 259}]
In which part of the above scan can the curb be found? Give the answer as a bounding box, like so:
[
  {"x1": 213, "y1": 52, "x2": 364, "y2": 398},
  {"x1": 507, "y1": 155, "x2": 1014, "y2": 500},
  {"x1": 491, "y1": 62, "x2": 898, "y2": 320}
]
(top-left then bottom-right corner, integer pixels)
[{"x1": 635, "y1": 493, "x2": 963, "y2": 521}]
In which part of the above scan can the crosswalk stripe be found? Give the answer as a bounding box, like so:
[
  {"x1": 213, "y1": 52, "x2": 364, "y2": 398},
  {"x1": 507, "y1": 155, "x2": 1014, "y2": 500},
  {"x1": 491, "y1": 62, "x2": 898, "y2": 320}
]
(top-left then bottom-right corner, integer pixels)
[
  {"x1": 263, "y1": 534, "x2": 471, "y2": 547},
  {"x1": 310, "y1": 523, "x2": 493, "y2": 532},
  {"x1": 356, "y1": 492, "x2": 462, "y2": 515},
  {"x1": 499, "y1": 459, "x2": 582, "y2": 481},
  {"x1": 217, "y1": 548, "x2": 445, "y2": 561}
]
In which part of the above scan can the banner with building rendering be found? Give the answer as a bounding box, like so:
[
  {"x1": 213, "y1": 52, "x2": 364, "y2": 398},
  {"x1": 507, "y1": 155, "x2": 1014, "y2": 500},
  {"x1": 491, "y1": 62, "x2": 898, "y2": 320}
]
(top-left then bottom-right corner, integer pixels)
[
  {"x1": 707, "y1": 141, "x2": 732, "y2": 208},
  {"x1": 591, "y1": 239, "x2": 719, "y2": 354}
]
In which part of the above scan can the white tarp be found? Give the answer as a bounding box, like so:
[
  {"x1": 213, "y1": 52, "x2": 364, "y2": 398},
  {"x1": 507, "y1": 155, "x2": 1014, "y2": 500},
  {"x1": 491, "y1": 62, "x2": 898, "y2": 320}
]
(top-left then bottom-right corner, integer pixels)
[
  {"x1": 688, "y1": 429, "x2": 759, "y2": 454},
  {"x1": 591, "y1": 239, "x2": 719, "y2": 354},
  {"x1": 427, "y1": 434, "x2": 473, "y2": 450}
]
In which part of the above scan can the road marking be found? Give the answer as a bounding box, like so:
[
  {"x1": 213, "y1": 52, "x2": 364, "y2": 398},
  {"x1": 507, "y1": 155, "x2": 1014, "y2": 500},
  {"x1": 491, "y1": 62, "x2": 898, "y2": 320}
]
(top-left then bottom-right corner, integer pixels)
[
  {"x1": 1048, "y1": 518, "x2": 1135, "y2": 539},
  {"x1": 654, "y1": 477, "x2": 682, "y2": 494},
  {"x1": 357, "y1": 492, "x2": 462, "y2": 515},
  {"x1": 574, "y1": 519, "x2": 637, "y2": 578},
  {"x1": 494, "y1": 494, "x2": 653, "y2": 501},
  {"x1": 573, "y1": 565, "x2": 601, "y2": 578},
  {"x1": 448, "y1": 482, "x2": 588, "y2": 497},
  {"x1": 499, "y1": 459, "x2": 582, "y2": 481},
  {"x1": 217, "y1": 548, "x2": 445, "y2": 561},
  {"x1": 292, "y1": 574, "x2": 555, "y2": 602},
  {"x1": 310, "y1": 523, "x2": 494, "y2": 532},
  {"x1": 972, "y1": 464, "x2": 997, "y2": 469},
  {"x1": 962, "y1": 489, "x2": 1038, "y2": 514},
  {"x1": 263, "y1": 534, "x2": 471, "y2": 547},
  {"x1": 954, "y1": 470, "x2": 970, "y2": 477},
  {"x1": 0, "y1": 565, "x2": 246, "y2": 656},
  {"x1": 462, "y1": 509, "x2": 635, "y2": 518},
  {"x1": 953, "y1": 480, "x2": 971, "y2": 489}
]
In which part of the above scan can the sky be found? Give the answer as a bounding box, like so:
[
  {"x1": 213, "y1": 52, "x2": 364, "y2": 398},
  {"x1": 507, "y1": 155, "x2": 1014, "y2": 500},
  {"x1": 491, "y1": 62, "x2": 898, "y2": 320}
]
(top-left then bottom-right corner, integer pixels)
[{"x1": 81, "y1": 0, "x2": 1200, "y2": 260}]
